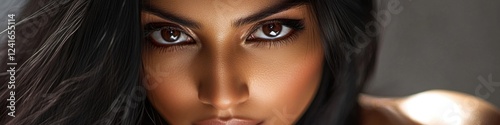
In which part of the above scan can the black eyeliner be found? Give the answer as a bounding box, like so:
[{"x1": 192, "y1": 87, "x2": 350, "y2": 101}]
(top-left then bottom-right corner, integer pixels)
[
  {"x1": 142, "y1": 23, "x2": 196, "y2": 52},
  {"x1": 245, "y1": 19, "x2": 305, "y2": 48}
]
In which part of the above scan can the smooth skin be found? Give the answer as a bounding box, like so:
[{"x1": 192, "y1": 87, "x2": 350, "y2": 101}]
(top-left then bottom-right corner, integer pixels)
[
  {"x1": 140, "y1": 0, "x2": 500, "y2": 125},
  {"x1": 142, "y1": 0, "x2": 323, "y2": 124}
]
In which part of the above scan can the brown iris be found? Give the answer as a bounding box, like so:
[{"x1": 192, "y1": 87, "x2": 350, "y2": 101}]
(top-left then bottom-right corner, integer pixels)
[
  {"x1": 262, "y1": 22, "x2": 282, "y2": 37},
  {"x1": 161, "y1": 28, "x2": 181, "y2": 42}
]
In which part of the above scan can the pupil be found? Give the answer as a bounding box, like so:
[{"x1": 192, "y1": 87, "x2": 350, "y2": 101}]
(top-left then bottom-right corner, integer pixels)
[
  {"x1": 161, "y1": 28, "x2": 180, "y2": 42},
  {"x1": 263, "y1": 22, "x2": 282, "y2": 37}
]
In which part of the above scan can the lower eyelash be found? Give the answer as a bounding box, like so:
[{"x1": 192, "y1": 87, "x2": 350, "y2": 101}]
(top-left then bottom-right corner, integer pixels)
[
  {"x1": 249, "y1": 31, "x2": 300, "y2": 48},
  {"x1": 143, "y1": 39, "x2": 166, "y2": 52},
  {"x1": 142, "y1": 23, "x2": 197, "y2": 53},
  {"x1": 246, "y1": 19, "x2": 305, "y2": 48},
  {"x1": 143, "y1": 38, "x2": 196, "y2": 53}
]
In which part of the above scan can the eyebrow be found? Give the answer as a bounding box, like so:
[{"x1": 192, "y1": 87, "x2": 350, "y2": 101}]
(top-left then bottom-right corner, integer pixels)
[
  {"x1": 234, "y1": 0, "x2": 305, "y2": 27},
  {"x1": 142, "y1": 0, "x2": 305, "y2": 28},
  {"x1": 142, "y1": 4, "x2": 201, "y2": 29}
]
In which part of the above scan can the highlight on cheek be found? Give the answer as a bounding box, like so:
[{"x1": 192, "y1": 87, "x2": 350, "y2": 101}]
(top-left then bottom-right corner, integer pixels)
[
  {"x1": 138, "y1": 2, "x2": 328, "y2": 125},
  {"x1": 15, "y1": 0, "x2": 500, "y2": 124}
]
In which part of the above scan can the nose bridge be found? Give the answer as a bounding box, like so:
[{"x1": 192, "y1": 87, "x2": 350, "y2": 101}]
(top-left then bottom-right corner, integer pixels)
[{"x1": 197, "y1": 34, "x2": 249, "y2": 110}]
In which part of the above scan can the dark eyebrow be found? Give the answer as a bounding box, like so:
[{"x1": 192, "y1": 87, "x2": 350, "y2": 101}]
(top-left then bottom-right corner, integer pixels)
[
  {"x1": 234, "y1": 0, "x2": 305, "y2": 27},
  {"x1": 142, "y1": 0, "x2": 304, "y2": 29},
  {"x1": 142, "y1": 4, "x2": 201, "y2": 29}
]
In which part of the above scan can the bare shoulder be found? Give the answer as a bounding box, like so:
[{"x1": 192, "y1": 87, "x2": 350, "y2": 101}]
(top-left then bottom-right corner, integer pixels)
[
  {"x1": 360, "y1": 90, "x2": 500, "y2": 125},
  {"x1": 398, "y1": 90, "x2": 500, "y2": 125}
]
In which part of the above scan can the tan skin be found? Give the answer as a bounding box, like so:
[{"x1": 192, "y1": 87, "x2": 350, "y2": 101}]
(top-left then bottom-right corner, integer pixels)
[{"x1": 141, "y1": 0, "x2": 500, "y2": 125}]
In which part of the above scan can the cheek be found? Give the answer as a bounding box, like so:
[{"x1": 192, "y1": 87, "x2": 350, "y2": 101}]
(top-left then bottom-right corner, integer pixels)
[
  {"x1": 141, "y1": 27, "x2": 324, "y2": 124},
  {"x1": 242, "y1": 39, "x2": 324, "y2": 123},
  {"x1": 142, "y1": 51, "x2": 203, "y2": 124}
]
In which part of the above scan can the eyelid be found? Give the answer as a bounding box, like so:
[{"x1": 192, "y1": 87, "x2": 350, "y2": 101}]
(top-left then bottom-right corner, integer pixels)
[
  {"x1": 145, "y1": 22, "x2": 202, "y2": 43},
  {"x1": 143, "y1": 23, "x2": 199, "y2": 53},
  {"x1": 248, "y1": 25, "x2": 293, "y2": 41},
  {"x1": 245, "y1": 19, "x2": 304, "y2": 41},
  {"x1": 144, "y1": 23, "x2": 189, "y2": 36},
  {"x1": 246, "y1": 19, "x2": 303, "y2": 36},
  {"x1": 243, "y1": 19, "x2": 305, "y2": 48},
  {"x1": 150, "y1": 28, "x2": 192, "y2": 45}
]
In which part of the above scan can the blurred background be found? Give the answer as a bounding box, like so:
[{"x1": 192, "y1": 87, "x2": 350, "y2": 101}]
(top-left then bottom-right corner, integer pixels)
[
  {"x1": 365, "y1": 0, "x2": 500, "y2": 107},
  {"x1": 2, "y1": 0, "x2": 499, "y2": 107}
]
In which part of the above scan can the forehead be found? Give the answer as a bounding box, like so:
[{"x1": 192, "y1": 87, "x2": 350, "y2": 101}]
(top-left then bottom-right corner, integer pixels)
[{"x1": 144, "y1": 0, "x2": 288, "y2": 24}]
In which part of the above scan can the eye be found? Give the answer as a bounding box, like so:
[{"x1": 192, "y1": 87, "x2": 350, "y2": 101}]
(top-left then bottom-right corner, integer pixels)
[
  {"x1": 247, "y1": 21, "x2": 294, "y2": 41},
  {"x1": 147, "y1": 26, "x2": 194, "y2": 46}
]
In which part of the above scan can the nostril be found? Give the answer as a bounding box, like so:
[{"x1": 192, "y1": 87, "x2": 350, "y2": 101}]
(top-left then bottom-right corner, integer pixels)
[
  {"x1": 199, "y1": 92, "x2": 249, "y2": 110},
  {"x1": 197, "y1": 83, "x2": 249, "y2": 110}
]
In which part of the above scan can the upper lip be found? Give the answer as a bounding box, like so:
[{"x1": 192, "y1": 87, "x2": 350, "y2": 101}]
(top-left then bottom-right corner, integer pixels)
[{"x1": 194, "y1": 118, "x2": 262, "y2": 125}]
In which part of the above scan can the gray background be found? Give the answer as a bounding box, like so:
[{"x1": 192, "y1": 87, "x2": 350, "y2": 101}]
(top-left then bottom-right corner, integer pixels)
[
  {"x1": 365, "y1": 0, "x2": 500, "y2": 108},
  {"x1": 1, "y1": 0, "x2": 499, "y2": 107},
  {"x1": 0, "y1": 0, "x2": 27, "y2": 33}
]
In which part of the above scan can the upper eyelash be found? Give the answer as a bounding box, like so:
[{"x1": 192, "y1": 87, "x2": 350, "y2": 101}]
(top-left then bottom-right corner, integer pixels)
[
  {"x1": 143, "y1": 24, "x2": 188, "y2": 37},
  {"x1": 142, "y1": 23, "x2": 196, "y2": 52},
  {"x1": 246, "y1": 19, "x2": 304, "y2": 40},
  {"x1": 245, "y1": 19, "x2": 305, "y2": 48}
]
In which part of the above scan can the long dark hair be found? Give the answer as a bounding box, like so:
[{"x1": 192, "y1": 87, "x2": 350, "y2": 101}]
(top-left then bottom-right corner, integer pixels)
[
  {"x1": 0, "y1": 0, "x2": 376, "y2": 124},
  {"x1": 297, "y1": 0, "x2": 376, "y2": 124}
]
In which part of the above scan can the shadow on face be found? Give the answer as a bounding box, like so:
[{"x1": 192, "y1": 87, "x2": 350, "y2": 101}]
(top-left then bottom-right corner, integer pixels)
[{"x1": 141, "y1": 0, "x2": 324, "y2": 124}]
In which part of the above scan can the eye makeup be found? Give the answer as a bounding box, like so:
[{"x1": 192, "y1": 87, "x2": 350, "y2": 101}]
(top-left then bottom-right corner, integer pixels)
[
  {"x1": 143, "y1": 23, "x2": 197, "y2": 52},
  {"x1": 245, "y1": 19, "x2": 305, "y2": 48},
  {"x1": 142, "y1": 18, "x2": 305, "y2": 52}
]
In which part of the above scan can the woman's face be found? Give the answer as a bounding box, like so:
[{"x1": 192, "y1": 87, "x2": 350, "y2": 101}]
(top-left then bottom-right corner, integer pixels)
[{"x1": 141, "y1": 0, "x2": 324, "y2": 124}]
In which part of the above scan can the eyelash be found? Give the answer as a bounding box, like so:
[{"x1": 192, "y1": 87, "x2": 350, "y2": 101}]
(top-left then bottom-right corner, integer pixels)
[
  {"x1": 246, "y1": 19, "x2": 304, "y2": 48},
  {"x1": 143, "y1": 24, "x2": 195, "y2": 52},
  {"x1": 143, "y1": 19, "x2": 305, "y2": 52}
]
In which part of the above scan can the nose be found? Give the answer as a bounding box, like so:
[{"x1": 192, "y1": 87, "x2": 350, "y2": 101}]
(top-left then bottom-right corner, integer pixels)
[
  {"x1": 198, "y1": 81, "x2": 249, "y2": 110},
  {"x1": 197, "y1": 42, "x2": 249, "y2": 110}
]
